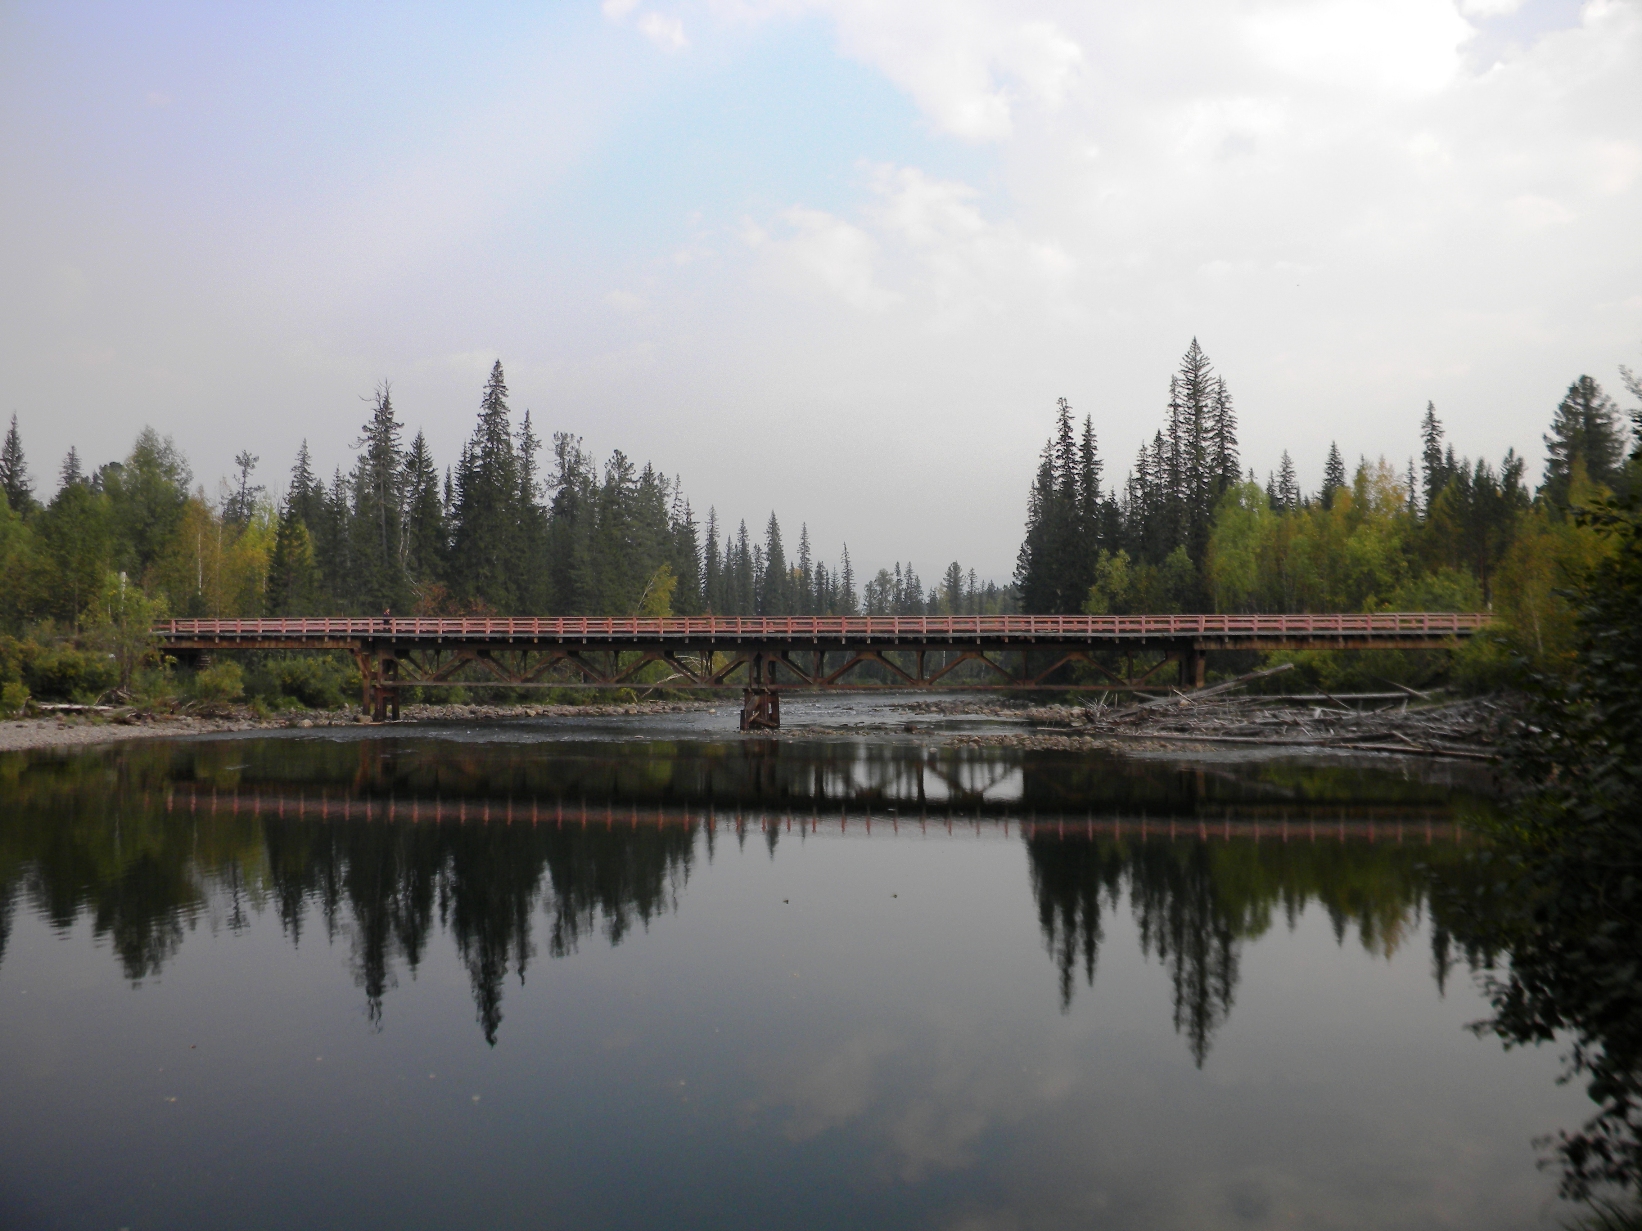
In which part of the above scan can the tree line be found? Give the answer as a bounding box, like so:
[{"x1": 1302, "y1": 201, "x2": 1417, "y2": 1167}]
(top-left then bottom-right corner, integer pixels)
[
  {"x1": 0, "y1": 359, "x2": 1009, "y2": 643},
  {"x1": 1015, "y1": 338, "x2": 1641, "y2": 671}
]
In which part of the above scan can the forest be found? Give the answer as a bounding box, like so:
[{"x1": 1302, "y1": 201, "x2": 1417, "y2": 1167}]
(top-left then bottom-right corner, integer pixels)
[
  {"x1": 0, "y1": 344, "x2": 1637, "y2": 707},
  {"x1": 1016, "y1": 340, "x2": 1642, "y2": 681}
]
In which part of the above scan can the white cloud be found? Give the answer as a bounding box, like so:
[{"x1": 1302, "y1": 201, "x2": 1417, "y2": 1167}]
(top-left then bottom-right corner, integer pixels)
[
  {"x1": 638, "y1": 11, "x2": 689, "y2": 51},
  {"x1": 713, "y1": 0, "x2": 1084, "y2": 140},
  {"x1": 752, "y1": 207, "x2": 899, "y2": 312},
  {"x1": 603, "y1": 1, "x2": 688, "y2": 53},
  {"x1": 1243, "y1": 0, "x2": 1475, "y2": 94}
]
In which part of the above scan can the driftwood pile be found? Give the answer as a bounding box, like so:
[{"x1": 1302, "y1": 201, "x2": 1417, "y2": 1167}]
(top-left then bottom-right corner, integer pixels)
[
  {"x1": 1058, "y1": 669, "x2": 1514, "y2": 761},
  {"x1": 930, "y1": 666, "x2": 1516, "y2": 761}
]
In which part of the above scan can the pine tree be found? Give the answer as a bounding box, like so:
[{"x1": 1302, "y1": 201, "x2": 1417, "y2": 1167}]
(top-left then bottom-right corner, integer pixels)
[
  {"x1": 702, "y1": 507, "x2": 722, "y2": 612},
  {"x1": 351, "y1": 383, "x2": 409, "y2": 612},
  {"x1": 402, "y1": 430, "x2": 447, "y2": 593},
  {"x1": 223, "y1": 450, "x2": 262, "y2": 528},
  {"x1": 1014, "y1": 443, "x2": 1059, "y2": 611},
  {"x1": 1275, "y1": 450, "x2": 1300, "y2": 511},
  {"x1": 838, "y1": 544, "x2": 856, "y2": 613},
  {"x1": 1321, "y1": 442, "x2": 1346, "y2": 509},
  {"x1": 1543, "y1": 375, "x2": 1627, "y2": 507},
  {"x1": 731, "y1": 520, "x2": 754, "y2": 615},
  {"x1": 0, "y1": 415, "x2": 33, "y2": 514},
  {"x1": 1419, "y1": 401, "x2": 1447, "y2": 516},
  {"x1": 59, "y1": 448, "x2": 83, "y2": 490},
  {"x1": 514, "y1": 409, "x2": 548, "y2": 609},
  {"x1": 287, "y1": 441, "x2": 326, "y2": 531},
  {"x1": 319, "y1": 468, "x2": 353, "y2": 606},
  {"x1": 796, "y1": 524, "x2": 813, "y2": 616},
  {"x1": 668, "y1": 490, "x2": 702, "y2": 614},
  {"x1": 546, "y1": 432, "x2": 595, "y2": 615},
  {"x1": 450, "y1": 361, "x2": 522, "y2": 609},
  {"x1": 1209, "y1": 376, "x2": 1239, "y2": 498},
  {"x1": 268, "y1": 505, "x2": 323, "y2": 615},
  {"x1": 760, "y1": 513, "x2": 787, "y2": 615}
]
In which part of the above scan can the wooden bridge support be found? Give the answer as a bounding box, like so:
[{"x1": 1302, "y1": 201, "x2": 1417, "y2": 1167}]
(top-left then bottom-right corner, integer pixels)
[
  {"x1": 354, "y1": 651, "x2": 401, "y2": 723},
  {"x1": 741, "y1": 653, "x2": 781, "y2": 731},
  {"x1": 1180, "y1": 645, "x2": 1206, "y2": 690}
]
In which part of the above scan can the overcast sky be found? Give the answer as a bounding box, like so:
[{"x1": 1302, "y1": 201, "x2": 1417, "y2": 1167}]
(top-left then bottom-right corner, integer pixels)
[{"x1": 1, "y1": 0, "x2": 1638, "y2": 580}]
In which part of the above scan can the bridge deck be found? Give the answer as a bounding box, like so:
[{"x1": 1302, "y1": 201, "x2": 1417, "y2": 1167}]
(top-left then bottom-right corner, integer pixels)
[
  {"x1": 156, "y1": 614, "x2": 1487, "y2": 725},
  {"x1": 159, "y1": 612, "x2": 1487, "y2": 650}
]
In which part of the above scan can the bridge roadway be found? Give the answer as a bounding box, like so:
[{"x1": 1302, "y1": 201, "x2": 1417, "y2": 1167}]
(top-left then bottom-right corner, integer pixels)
[{"x1": 158, "y1": 612, "x2": 1488, "y2": 728}]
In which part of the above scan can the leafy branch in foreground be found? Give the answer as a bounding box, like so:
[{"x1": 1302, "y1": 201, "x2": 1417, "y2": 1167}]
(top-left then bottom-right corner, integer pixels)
[{"x1": 1449, "y1": 436, "x2": 1642, "y2": 1200}]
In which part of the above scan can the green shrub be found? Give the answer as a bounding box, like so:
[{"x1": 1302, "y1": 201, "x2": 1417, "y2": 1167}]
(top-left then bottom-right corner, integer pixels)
[
  {"x1": 248, "y1": 655, "x2": 351, "y2": 710},
  {"x1": 193, "y1": 661, "x2": 245, "y2": 702},
  {"x1": 23, "y1": 644, "x2": 118, "y2": 702},
  {"x1": 0, "y1": 681, "x2": 29, "y2": 717}
]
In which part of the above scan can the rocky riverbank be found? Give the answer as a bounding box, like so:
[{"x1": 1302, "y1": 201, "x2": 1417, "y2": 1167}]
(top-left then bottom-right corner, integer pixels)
[{"x1": 0, "y1": 699, "x2": 720, "y2": 753}]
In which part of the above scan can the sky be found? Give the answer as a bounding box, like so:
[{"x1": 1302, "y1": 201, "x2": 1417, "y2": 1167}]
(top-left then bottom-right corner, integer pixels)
[{"x1": 1, "y1": 0, "x2": 1639, "y2": 581}]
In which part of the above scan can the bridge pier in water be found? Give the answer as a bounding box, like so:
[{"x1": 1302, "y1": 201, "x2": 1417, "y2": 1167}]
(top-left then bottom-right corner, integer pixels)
[
  {"x1": 740, "y1": 653, "x2": 781, "y2": 731},
  {"x1": 355, "y1": 651, "x2": 400, "y2": 723}
]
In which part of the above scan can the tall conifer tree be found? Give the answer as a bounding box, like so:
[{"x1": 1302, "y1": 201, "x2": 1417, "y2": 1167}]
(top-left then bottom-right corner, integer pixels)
[{"x1": 1, "y1": 415, "x2": 34, "y2": 514}]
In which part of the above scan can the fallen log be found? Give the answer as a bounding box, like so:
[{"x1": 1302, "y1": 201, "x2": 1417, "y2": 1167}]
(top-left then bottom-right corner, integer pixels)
[
  {"x1": 1089, "y1": 729, "x2": 1497, "y2": 762},
  {"x1": 1107, "y1": 663, "x2": 1295, "y2": 719}
]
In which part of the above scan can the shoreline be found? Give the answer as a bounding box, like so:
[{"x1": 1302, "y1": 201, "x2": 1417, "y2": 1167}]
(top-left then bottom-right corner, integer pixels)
[{"x1": 0, "y1": 700, "x2": 719, "y2": 754}]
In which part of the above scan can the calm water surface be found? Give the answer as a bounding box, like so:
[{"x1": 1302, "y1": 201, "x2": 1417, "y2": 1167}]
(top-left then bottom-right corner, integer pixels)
[{"x1": 0, "y1": 702, "x2": 1591, "y2": 1229}]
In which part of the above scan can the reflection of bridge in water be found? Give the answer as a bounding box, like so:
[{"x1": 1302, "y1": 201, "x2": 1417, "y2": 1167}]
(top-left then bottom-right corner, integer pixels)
[
  {"x1": 158, "y1": 784, "x2": 1469, "y2": 845},
  {"x1": 157, "y1": 612, "x2": 1489, "y2": 728}
]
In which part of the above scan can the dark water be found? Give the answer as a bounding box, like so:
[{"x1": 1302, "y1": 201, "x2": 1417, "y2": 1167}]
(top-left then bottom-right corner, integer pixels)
[{"x1": 0, "y1": 712, "x2": 1591, "y2": 1229}]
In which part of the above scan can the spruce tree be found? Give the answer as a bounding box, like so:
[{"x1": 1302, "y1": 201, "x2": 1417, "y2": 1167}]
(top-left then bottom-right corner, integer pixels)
[
  {"x1": 0, "y1": 415, "x2": 33, "y2": 515},
  {"x1": 1276, "y1": 450, "x2": 1299, "y2": 511},
  {"x1": 796, "y1": 524, "x2": 813, "y2": 616},
  {"x1": 351, "y1": 383, "x2": 409, "y2": 612},
  {"x1": 1543, "y1": 375, "x2": 1627, "y2": 507},
  {"x1": 760, "y1": 513, "x2": 787, "y2": 615},
  {"x1": 402, "y1": 430, "x2": 447, "y2": 594},
  {"x1": 1014, "y1": 444, "x2": 1058, "y2": 611},
  {"x1": 268, "y1": 506, "x2": 323, "y2": 615},
  {"x1": 668, "y1": 490, "x2": 703, "y2": 615},
  {"x1": 1321, "y1": 442, "x2": 1346, "y2": 509},
  {"x1": 287, "y1": 441, "x2": 326, "y2": 530},
  {"x1": 546, "y1": 433, "x2": 595, "y2": 615},
  {"x1": 731, "y1": 520, "x2": 754, "y2": 615},
  {"x1": 702, "y1": 507, "x2": 722, "y2": 612},
  {"x1": 1209, "y1": 376, "x2": 1239, "y2": 498},
  {"x1": 1419, "y1": 401, "x2": 1447, "y2": 515},
  {"x1": 514, "y1": 409, "x2": 548, "y2": 609},
  {"x1": 59, "y1": 448, "x2": 83, "y2": 489},
  {"x1": 450, "y1": 361, "x2": 522, "y2": 609}
]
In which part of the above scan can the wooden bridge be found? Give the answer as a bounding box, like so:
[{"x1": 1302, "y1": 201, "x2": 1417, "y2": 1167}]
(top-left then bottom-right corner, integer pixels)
[{"x1": 157, "y1": 613, "x2": 1488, "y2": 729}]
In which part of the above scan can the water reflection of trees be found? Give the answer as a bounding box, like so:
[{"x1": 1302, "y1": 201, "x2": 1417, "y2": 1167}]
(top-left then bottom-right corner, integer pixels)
[
  {"x1": 1026, "y1": 834, "x2": 1457, "y2": 1065},
  {"x1": 0, "y1": 737, "x2": 1484, "y2": 1055},
  {"x1": 0, "y1": 772, "x2": 694, "y2": 1046}
]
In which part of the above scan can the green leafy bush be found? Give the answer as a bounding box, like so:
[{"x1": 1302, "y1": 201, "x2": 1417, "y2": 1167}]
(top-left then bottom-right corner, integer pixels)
[
  {"x1": 247, "y1": 655, "x2": 351, "y2": 710},
  {"x1": 23, "y1": 644, "x2": 118, "y2": 702},
  {"x1": 193, "y1": 661, "x2": 245, "y2": 702},
  {"x1": 0, "y1": 681, "x2": 28, "y2": 717}
]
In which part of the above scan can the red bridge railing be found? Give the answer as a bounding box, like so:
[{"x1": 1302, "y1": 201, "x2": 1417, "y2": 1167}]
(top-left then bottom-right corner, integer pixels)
[{"x1": 158, "y1": 613, "x2": 1490, "y2": 640}]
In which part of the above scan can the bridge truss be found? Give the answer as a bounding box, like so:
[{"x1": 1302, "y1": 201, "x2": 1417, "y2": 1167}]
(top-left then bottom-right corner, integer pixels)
[{"x1": 158, "y1": 613, "x2": 1488, "y2": 729}]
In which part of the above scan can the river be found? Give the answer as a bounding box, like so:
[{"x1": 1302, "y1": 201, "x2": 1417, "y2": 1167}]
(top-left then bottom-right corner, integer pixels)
[{"x1": 0, "y1": 697, "x2": 1593, "y2": 1229}]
